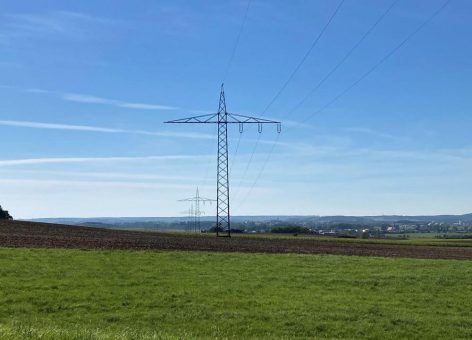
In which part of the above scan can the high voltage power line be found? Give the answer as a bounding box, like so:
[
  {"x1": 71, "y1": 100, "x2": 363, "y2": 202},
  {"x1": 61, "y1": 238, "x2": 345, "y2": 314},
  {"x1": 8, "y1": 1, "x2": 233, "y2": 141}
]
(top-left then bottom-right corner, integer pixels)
[
  {"x1": 293, "y1": 0, "x2": 451, "y2": 129},
  {"x1": 231, "y1": 0, "x2": 346, "y2": 204},
  {"x1": 223, "y1": 0, "x2": 252, "y2": 190},
  {"x1": 285, "y1": 0, "x2": 400, "y2": 118},
  {"x1": 200, "y1": 124, "x2": 218, "y2": 186},
  {"x1": 234, "y1": 0, "x2": 399, "y2": 208},
  {"x1": 232, "y1": 0, "x2": 345, "y2": 206},
  {"x1": 223, "y1": 0, "x2": 252, "y2": 83},
  {"x1": 260, "y1": 0, "x2": 346, "y2": 116},
  {"x1": 234, "y1": 0, "x2": 452, "y2": 212},
  {"x1": 199, "y1": 0, "x2": 252, "y2": 198}
]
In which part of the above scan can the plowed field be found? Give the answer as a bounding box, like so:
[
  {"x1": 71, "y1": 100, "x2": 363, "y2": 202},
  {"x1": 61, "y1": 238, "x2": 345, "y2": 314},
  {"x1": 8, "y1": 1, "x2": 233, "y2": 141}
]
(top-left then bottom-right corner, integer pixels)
[{"x1": 1, "y1": 220, "x2": 471, "y2": 260}]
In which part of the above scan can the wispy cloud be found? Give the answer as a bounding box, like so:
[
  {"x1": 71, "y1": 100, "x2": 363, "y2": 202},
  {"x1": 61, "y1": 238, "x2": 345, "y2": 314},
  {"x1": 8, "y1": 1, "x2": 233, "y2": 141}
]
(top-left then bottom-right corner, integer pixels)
[
  {"x1": 0, "y1": 178, "x2": 211, "y2": 191},
  {"x1": 276, "y1": 143, "x2": 472, "y2": 165},
  {"x1": 23, "y1": 88, "x2": 49, "y2": 94},
  {"x1": 0, "y1": 154, "x2": 213, "y2": 167},
  {"x1": 344, "y1": 127, "x2": 409, "y2": 142},
  {"x1": 0, "y1": 120, "x2": 214, "y2": 140},
  {"x1": 3, "y1": 85, "x2": 192, "y2": 113},
  {"x1": 8, "y1": 169, "x2": 209, "y2": 183},
  {"x1": 0, "y1": 84, "x2": 17, "y2": 89},
  {"x1": 62, "y1": 93, "x2": 178, "y2": 111},
  {"x1": 1, "y1": 10, "x2": 118, "y2": 44},
  {"x1": 0, "y1": 120, "x2": 123, "y2": 133},
  {"x1": 21, "y1": 87, "x2": 178, "y2": 111}
]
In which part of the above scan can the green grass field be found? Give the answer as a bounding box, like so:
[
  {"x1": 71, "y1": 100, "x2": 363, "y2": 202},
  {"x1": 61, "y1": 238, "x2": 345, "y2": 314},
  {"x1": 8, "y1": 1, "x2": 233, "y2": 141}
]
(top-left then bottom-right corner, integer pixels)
[{"x1": 1, "y1": 248, "x2": 471, "y2": 339}]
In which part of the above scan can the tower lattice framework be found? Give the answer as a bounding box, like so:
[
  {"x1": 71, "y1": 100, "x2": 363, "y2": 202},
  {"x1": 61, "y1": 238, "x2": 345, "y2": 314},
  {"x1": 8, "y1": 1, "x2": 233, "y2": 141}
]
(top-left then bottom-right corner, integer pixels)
[
  {"x1": 165, "y1": 85, "x2": 281, "y2": 237},
  {"x1": 216, "y1": 88, "x2": 230, "y2": 235}
]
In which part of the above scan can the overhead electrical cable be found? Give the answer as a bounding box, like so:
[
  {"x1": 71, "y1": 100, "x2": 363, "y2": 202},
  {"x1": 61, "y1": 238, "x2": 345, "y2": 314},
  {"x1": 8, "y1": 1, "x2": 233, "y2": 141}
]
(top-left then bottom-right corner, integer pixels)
[
  {"x1": 229, "y1": 132, "x2": 243, "y2": 174},
  {"x1": 286, "y1": 0, "x2": 400, "y2": 117},
  {"x1": 202, "y1": 0, "x2": 252, "y2": 188},
  {"x1": 221, "y1": 0, "x2": 252, "y2": 184},
  {"x1": 236, "y1": 0, "x2": 400, "y2": 204},
  {"x1": 261, "y1": 0, "x2": 346, "y2": 115},
  {"x1": 223, "y1": 0, "x2": 252, "y2": 83},
  {"x1": 201, "y1": 124, "x2": 219, "y2": 185},
  {"x1": 295, "y1": 0, "x2": 451, "y2": 127},
  {"x1": 232, "y1": 0, "x2": 346, "y2": 206},
  {"x1": 231, "y1": 133, "x2": 261, "y2": 203},
  {"x1": 235, "y1": 0, "x2": 451, "y2": 212},
  {"x1": 234, "y1": 133, "x2": 280, "y2": 212}
]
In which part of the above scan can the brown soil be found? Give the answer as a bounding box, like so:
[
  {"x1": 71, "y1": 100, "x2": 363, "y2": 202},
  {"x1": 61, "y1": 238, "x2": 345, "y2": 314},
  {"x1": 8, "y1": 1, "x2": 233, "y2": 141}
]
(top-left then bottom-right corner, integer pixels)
[{"x1": 1, "y1": 220, "x2": 471, "y2": 260}]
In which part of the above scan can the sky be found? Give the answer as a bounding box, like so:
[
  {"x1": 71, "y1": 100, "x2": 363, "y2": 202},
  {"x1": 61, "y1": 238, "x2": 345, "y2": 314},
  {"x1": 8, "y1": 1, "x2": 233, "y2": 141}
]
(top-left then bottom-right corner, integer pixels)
[{"x1": 0, "y1": 0, "x2": 471, "y2": 218}]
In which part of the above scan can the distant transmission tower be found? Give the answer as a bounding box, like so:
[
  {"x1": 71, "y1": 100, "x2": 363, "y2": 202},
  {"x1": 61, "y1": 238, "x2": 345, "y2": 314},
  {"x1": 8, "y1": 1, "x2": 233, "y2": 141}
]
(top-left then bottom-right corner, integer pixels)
[
  {"x1": 178, "y1": 205, "x2": 193, "y2": 232},
  {"x1": 187, "y1": 204, "x2": 194, "y2": 232},
  {"x1": 166, "y1": 84, "x2": 281, "y2": 237},
  {"x1": 178, "y1": 187, "x2": 216, "y2": 232}
]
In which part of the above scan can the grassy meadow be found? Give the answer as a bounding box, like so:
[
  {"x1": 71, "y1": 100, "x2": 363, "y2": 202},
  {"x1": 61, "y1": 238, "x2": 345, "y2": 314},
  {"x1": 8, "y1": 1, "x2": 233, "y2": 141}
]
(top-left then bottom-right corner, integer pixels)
[{"x1": 0, "y1": 248, "x2": 471, "y2": 339}]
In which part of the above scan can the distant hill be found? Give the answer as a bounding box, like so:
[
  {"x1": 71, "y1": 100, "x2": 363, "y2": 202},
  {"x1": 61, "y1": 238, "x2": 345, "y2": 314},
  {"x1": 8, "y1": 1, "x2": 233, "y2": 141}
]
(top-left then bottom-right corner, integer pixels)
[{"x1": 28, "y1": 213, "x2": 472, "y2": 227}]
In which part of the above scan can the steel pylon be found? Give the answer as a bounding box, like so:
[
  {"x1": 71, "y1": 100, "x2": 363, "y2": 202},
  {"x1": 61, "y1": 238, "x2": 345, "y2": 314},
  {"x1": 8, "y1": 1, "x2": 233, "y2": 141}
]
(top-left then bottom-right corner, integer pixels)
[
  {"x1": 165, "y1": 85, "x2": 281, "y2": 237},
  {"x1": 178, "y1": 187, "x2": 216, "y2": 232},
  {"x1": 216, "y1": 85, "x2": 230, "y2": 236}
]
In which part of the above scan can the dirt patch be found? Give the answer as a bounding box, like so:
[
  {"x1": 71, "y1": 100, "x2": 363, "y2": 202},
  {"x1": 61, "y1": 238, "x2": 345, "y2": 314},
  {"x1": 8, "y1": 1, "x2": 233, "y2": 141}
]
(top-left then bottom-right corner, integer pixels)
[{"x1": 1, "y1": 220, "x2": 471, "y2": 260}]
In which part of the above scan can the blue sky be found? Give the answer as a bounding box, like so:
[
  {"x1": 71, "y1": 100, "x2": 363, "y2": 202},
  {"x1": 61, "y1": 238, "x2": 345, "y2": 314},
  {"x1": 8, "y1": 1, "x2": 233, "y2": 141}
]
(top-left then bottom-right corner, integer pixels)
[{"x1": 0, "y1": 0, "x2": 470, "y2": 218}]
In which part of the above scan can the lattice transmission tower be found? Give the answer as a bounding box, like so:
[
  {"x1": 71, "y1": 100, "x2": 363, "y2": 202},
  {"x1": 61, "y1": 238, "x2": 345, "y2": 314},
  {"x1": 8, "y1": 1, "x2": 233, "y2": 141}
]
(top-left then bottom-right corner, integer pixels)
[
  {"x1": 178, "y1": 187, "x2": 215, "y2": 232},
  {"x1": 166, "y1": 84, "x2": 281, "y2": 237},
  {"x1": 178, "y1": 205, "x2": 194, "y2": 232}
]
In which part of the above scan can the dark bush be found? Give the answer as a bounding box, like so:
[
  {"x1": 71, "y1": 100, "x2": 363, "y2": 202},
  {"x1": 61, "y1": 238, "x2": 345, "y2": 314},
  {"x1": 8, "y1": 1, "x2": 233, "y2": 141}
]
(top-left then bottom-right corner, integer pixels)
[{"x1": 0, "y1": 206, "x2": 12, "y2": 220}]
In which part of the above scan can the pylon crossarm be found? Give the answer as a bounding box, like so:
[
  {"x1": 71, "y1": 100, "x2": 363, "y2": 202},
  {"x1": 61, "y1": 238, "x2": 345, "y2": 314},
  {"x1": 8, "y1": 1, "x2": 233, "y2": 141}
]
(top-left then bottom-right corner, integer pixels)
[
  {"x1": 165, "y1": 113, "x2": 218, "y2": 124},
  {"x1": 165, "y1": 113, "x2": 281, "y2": 126},
  {"x1": 226, "y1": 113, "x2": 280, "y2": 124},
  {"x1": 227, "y1": 113, "x2": 281, "y2": 133},
  {"x1": 199, "y1": 198, "x2": 216, "y2": 202},
  {"x1": 178, "y1": 197, "x2": 215, "y2": 202}
]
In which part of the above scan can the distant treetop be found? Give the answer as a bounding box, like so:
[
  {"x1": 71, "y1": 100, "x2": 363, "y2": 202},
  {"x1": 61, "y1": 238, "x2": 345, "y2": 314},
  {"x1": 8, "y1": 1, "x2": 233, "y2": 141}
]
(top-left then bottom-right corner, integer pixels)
[{"x1": 0, "y1": 205, "x2": 12, "y2": 220}]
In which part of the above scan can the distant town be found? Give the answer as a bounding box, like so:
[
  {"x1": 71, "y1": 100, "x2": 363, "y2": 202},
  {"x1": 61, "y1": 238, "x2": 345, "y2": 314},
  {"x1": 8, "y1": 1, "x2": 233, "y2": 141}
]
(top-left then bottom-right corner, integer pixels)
[{"x1": 30, "y1": 213, "x2": 472, "y2": 239}]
